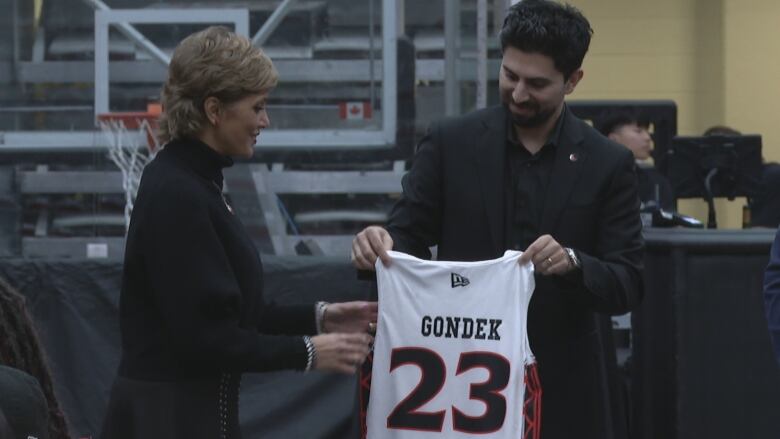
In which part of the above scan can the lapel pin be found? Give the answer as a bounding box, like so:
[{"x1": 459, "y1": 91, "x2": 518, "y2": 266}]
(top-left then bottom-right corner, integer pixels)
[{"x1": 569, "y1": 153, "x2": 578, "y2": 162}]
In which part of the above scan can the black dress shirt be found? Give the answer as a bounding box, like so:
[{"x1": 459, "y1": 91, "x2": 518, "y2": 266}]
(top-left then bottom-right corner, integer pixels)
[{"x1": 504, "y1": 108, "x2": 565, "y2": 251}]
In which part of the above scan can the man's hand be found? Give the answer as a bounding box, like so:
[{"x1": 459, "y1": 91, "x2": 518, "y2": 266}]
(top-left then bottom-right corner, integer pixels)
[
  {"x1": 351, "y1": 226, "x2": 394, "y2": 270},
  {"x1": 322, "y1": 301, "x2": 378, "y2": 334},
  {"x1": 518, "y1": 234, "x2": 575, "y2": 276}
]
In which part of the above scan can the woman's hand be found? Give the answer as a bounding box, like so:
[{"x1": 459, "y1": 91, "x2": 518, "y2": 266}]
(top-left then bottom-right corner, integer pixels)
[
  {"x1": 351, "y1": 226, "x2": 394, "y2": 270},
  {"x1": 323, "y1": 301, "x2": 378, "y2": 334},
  {"x1": 311, "y1": 333, "x2": 373, "y2": 374}
]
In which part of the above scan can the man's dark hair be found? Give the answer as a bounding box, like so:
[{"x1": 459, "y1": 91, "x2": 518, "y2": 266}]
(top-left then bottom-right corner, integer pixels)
[
  {"x1": 703, "y1": 125, "x2": 741, "y2": 136},
  {"x1": 500, "y1": 0, "x2": 593, "y2": 80},
  {"x1": 596, "y1": 108, "x2": 649, "y2": 136}
]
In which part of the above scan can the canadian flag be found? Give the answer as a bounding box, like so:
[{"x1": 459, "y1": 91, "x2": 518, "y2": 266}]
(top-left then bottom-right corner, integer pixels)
[{"x1": 338, "y1": 101, "x2": 372, "y2": 120}]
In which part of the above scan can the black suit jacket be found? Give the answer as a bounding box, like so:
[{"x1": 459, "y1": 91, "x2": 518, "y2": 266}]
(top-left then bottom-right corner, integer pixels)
[{"x1": 386, "y1": 105, "x2": 644, "y2": 439}]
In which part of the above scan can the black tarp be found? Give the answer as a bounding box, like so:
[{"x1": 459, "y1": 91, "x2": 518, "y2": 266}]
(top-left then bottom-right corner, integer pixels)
[
  {"x1": 5, "y1": 230, "x2": 780, "y2": 439},
  {"x1": 0, "y1": 256, "x2": 370, "y2": 439},
  {"x1": 632, "y1": 229, "x2": 780, "y2": 439}
]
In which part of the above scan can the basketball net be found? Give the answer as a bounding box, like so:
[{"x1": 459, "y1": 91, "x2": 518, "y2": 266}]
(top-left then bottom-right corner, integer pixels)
[{"x1": 98, "y1": 110, "x2": 160, "y2": 231}]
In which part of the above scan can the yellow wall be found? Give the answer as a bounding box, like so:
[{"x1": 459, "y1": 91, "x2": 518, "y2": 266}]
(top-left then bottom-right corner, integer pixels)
[
  {"x1": 565, "y1": 0, "x2": 779, "y2": 228},
  {"x1": 723, "y1": 0, "x2": 780, "y2": 163}
]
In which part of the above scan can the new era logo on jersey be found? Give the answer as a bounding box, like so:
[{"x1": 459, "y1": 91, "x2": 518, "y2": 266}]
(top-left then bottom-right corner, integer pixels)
[{"x1": 451, "y1": 272, "x2": 470, "y2": 288}]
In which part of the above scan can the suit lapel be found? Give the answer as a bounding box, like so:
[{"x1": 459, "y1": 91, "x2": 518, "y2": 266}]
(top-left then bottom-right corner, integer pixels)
[
  {"x1": 475, "y1": 106, "x2": 507, "y2": 254},
  {"x1": 539, "y1": 109, "x2": 588, "y2": 235}
]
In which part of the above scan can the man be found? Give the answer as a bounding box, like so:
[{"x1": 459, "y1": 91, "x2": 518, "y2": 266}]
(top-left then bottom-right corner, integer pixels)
[
  {"x1": 597, "y1": 109, "x2": 675, "y2": 212},
  {"x1": 352, "y1": 1, "x2": 643, "y2": 438}
]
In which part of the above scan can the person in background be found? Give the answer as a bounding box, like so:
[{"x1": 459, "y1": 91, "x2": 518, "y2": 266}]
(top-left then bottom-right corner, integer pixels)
[
  {"x1": 752, "y1": 164, "x2": 780, "y2": 228},
  {"x1": 0, "y1": 408, "x2": 13, "y2": 438},
  {"x1": 598, "y1": 109, "x2": 675, "y2": 212},
  {"x1": 702, "y1": 125, "x2": 740, "y2": 137},
  {"x1": 100, "y1": 26, "x2": 374, "y2": 439},
  {"x1": 352, "y1": 1, "x2": 643, "y2": 438},
  {"x1": 704, "y1": 125, "x2": 780, "y2": 228},
  {"x1": 0, "y1": 277, "x2": 70, "y2": 439},
  {"x1": 0, "y1": 365, "x2": 51, "y2": 439},
  {"x1": 764, "y1": 227, "x2": 780, "y2": 363}
]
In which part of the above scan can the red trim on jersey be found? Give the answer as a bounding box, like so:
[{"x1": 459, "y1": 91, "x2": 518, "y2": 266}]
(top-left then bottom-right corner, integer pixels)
[
  {"x1": 359, "y1": 351, "x2": 374, "y2": 439},
  {"x1": 523, "y1": 362, "x2": 542, "y2": 439}
]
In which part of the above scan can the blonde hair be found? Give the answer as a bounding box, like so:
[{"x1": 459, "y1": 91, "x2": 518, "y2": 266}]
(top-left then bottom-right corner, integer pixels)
[{"x1": 158, "y1": 26, "x2": 278, "y2": 144}]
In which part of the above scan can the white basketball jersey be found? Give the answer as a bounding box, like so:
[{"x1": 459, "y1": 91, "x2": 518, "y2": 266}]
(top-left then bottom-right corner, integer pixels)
[{"x1": 364, "y1": 250, "x2": 539, "y2": 439}]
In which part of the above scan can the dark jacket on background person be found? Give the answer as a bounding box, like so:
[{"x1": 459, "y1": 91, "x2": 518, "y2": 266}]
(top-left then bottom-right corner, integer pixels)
[
  {"x1": 0, "y1": 365, "x2": 50, "y2": 439},
  {"x1": 386, "y1": 105, "x2": 644, "y2": 439},
  {"x1": 752, "y1": 163, "x2": 780, "y2": 228},
  {"x1": 101, "y1": 139, "x2": 315, "y2": 439},
  {"x1": 764, "y1": 227, "x2": 780, "y2": 363},
  {"x1": 0, "y1": 408, "x2": 12, "y2": 439}
]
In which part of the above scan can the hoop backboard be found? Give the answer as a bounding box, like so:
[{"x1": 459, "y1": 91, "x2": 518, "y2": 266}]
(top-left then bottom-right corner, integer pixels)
[{"x1": 94, "y1": 1, "x2": 398, "y2": 150}]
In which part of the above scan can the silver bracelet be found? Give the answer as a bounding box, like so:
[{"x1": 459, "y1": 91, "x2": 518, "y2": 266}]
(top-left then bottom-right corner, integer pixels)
[
  {"x1": 315, "y1": 301, "x2": 330, "y2": 334},
  {"x1": 302, "y1": 335, "x2": 317, "y2": 372},
  {"x1": 564, "y1": 247, "x2": 582, "y2": 270}
]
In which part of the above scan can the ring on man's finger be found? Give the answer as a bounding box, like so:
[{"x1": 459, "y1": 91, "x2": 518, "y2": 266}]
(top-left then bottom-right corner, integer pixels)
[{"x1": 546, "y1": 257, "x2": 553, "y2": 265}]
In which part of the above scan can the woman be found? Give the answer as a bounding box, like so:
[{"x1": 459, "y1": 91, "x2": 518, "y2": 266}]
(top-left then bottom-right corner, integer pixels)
[{"x1": 101, "y1": 26, "x2": 374, "y2": 439}]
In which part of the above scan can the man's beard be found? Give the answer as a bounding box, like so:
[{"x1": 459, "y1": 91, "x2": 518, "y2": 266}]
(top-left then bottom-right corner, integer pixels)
[{"x1": 510, "y1": 104, "x2": 556, "y2": 128}]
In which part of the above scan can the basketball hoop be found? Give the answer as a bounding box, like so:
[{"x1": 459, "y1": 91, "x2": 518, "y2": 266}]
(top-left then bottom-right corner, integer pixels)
[{"x1": 97, "y1": 104, "x2": 161, "y2": 231}]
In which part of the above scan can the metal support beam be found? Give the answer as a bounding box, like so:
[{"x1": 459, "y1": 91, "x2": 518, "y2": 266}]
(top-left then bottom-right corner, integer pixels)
[
  {"x1": 369, "y1": 0, "x2": 376, "y2": 110},
  {"x1": 251, "y1": 0, "x2": 296, "y2": 47},
  {"x1": 382, "y1": 0, "x2": 398, "y2": 144},
  {"x1": 0, "y1": 129, "x2": 394, "y2": 151},
  {"x1": 19, "y1": 170, "x2": 123, "y2": 193},
  {"x1": 12, "y1": 0, "x2": 20, "y2": 79},
  {"x1": 397, "y1": 0, "x2": 405, "y2": 37},
  {"x1": 444, "y1": 0, "x2": 461, "y2": 116},
  {"x1": 476, "y1": 0, "x2": 488, "y2": 109},
  {"x1": 23, "y1": 237, "x2": 126, "y2": 259},
  {"x1": 494, "y1": 0, "x2": 510, "y2": 37},
  {"x1": 9, "y1": 59, "x2": 502, "y2": 84},
  {"x1": 83, "y1": 0, "x2": 171, "y2": 66}
]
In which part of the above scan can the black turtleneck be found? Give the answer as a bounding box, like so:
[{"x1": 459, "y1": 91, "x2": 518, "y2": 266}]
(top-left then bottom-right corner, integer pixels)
[{"x1": 117, "y1": 137, "x2": 313, "y2": 381}]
